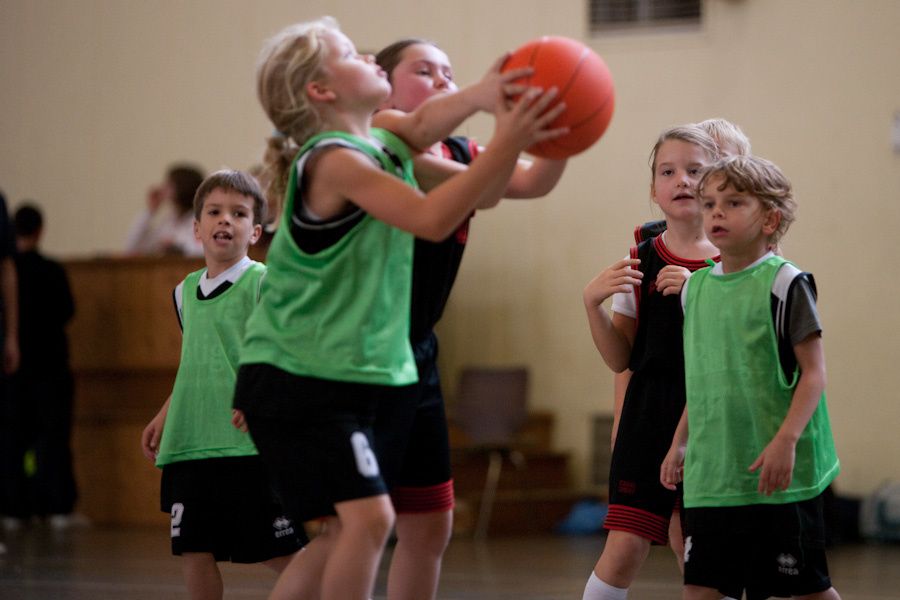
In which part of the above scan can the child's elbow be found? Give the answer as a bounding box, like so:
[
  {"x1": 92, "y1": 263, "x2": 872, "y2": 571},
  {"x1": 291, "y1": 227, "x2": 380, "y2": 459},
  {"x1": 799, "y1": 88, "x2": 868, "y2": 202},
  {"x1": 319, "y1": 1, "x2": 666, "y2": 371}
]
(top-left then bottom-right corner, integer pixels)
[
  {"x1": 514, "y1": 176, "x2": 559, "y2": 199},
  {"x1": 416, "y1": 224, "x2": 452, "y2": 243},
  {"x1": 816, "y1": 368, "x2": 827, "y2": 390},
  {"x1": 596, "y1": 351, "x2": 628, "y2": 373},
  {"x1": 608, "y1": 359, "x2": 629, "y2": 374},
  {"x1": 802, "y1": 365, "x2": 828, "y2": 393}
]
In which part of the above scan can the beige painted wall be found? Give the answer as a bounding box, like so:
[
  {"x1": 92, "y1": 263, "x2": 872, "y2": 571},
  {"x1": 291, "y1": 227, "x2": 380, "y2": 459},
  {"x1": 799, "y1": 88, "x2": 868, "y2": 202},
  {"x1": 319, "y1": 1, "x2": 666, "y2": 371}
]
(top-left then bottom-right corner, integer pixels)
[{"x1": 2, "y1": 0, "x2": 898, "y2": 496}]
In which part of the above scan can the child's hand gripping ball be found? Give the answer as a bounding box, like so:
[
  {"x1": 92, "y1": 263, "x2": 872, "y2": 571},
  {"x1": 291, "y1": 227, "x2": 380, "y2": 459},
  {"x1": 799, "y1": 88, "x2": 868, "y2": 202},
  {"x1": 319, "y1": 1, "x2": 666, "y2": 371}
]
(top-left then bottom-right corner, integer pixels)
[{"x1": 502, "y1": 36, "x2": 615, "y2": 159}]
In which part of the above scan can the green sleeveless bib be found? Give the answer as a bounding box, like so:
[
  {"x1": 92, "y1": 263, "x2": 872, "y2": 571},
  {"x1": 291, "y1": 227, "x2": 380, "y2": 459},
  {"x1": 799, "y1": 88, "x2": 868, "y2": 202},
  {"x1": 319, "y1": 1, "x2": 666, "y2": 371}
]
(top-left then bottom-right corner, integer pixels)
[
  {"x1": 156, "y1": 262, "x2": 265, "y2": 466},
  {"x1": 240, "y1": 129, "x2": 418, "y2": 385},
  {"x1": 683, "y1": 256, "x2": 839, "y2": 507}
]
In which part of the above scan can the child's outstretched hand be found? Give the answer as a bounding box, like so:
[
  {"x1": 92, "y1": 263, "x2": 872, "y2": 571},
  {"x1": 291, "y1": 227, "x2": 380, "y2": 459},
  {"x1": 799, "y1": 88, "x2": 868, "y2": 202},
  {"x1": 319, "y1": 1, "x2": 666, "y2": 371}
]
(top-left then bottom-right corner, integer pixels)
[
  {"x1": 660, "y1": 441, "x2": 685, "y2": 491},
  {"x1": 232, "y1": 409, "x2": 248, "y2": 433},
  {"x1": 583, "y1": 258, "x2": 642, "y2": 308},
  {"x1": 467, "y1": 54, "x2": 535, "y2": 113},
  {"x1": 749, "y1": 435, "x2": 796, "y2": 495},
  {"x1": 656, "y1": 265, "x2": 690, "y2": 297}
]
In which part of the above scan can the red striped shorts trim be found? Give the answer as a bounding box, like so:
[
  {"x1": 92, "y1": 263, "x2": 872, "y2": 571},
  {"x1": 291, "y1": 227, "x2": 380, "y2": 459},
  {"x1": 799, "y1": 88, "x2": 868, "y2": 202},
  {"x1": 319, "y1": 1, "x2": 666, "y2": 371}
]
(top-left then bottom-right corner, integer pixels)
[
  {"x1": 390, "y1": 479, "x2": 455, "y2": 514},
  {"x1": 603, "y1": 504, "x2": 670, "y2": 545}
]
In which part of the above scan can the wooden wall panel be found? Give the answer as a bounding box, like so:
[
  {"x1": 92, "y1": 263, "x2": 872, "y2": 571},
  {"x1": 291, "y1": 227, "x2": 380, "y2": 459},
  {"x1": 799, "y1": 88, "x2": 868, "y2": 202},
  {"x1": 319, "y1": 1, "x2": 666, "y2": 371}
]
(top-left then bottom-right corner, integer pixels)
[{"x1": 66, "y1": 257, "x2": 202, "y2": 526}]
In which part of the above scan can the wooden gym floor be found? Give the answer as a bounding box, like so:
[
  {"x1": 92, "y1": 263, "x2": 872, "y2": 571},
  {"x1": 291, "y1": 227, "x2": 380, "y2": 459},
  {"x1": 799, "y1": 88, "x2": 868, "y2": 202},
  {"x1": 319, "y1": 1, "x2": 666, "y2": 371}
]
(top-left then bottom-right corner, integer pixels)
[{"x1": 1, "y1": 524, "x2": 898, "y2": 599}]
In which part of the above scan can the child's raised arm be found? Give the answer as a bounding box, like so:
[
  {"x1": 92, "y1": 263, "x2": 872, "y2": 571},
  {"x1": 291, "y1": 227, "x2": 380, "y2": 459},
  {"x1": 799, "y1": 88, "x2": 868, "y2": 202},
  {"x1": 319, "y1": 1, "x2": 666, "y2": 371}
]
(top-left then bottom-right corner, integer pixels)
[
  {"x1": 748, "y1": 333, "x2": 827, "y2": 495},
  {"x1": 405, "y1": 153, "x2": 568, "y2": 206},
  {"x1": 311, "y1": 87, "x2": 566, "y2": 241},
  {"x1": 373, "y1": 54, "x2": 533, "y2": 151},
  {"x1": 502, "y1": 157, "x2": 568, "y2": 201}
]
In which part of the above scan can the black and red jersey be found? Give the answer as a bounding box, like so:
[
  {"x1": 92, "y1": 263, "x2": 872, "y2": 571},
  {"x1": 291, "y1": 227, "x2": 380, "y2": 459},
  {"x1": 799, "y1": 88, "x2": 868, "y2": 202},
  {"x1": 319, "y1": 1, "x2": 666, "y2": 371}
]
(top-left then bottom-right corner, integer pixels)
[{"x1": 408, "y1": 136, "x2": 479, "y2": 343}]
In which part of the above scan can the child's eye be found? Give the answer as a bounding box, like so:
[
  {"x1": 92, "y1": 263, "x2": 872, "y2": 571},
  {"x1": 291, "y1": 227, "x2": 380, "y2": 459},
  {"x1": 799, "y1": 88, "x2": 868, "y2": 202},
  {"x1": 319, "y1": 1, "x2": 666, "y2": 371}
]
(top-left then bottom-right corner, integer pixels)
[
  {"x1": 661, "y1": 169, "x2": 673, "y2": 176},
  {"x1": 688, "y1": 168, "x2": 700, "y2": 176}
]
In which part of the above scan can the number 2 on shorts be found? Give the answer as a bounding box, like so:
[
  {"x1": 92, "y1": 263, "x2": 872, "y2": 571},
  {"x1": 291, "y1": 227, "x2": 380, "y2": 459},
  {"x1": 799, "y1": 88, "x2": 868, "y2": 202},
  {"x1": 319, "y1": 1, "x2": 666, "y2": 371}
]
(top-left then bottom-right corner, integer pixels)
[{"x1": 170, "y1": 502, "x2": 184, "y2": 538}]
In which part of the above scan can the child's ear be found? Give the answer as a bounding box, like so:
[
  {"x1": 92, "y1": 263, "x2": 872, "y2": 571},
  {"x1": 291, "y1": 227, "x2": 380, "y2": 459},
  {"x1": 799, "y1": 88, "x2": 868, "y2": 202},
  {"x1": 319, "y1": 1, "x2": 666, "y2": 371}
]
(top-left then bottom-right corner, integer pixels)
[
  {"x1": 649, "y1": 182, "x2": 659, "y2": 206},
  {"x1": 249, "y1": 223, "x2": 263, "y2": 245},
  {"x1": 762, "y1": 208, "x2": 781, "y2": 237},
  {"x1": 193, "y1": 219, "x2": 201, "y2": 241},
  {"x1": 306, "y1": 80, "x2": 336, "y2": 102}
]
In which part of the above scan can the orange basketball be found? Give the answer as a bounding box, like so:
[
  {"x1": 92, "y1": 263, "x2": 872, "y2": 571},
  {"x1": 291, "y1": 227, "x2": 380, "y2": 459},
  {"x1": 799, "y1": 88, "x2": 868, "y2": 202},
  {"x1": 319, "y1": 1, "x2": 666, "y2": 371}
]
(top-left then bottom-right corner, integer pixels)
[{"x1": 502, "y1": 36, "x2": 615, "y2": 159}]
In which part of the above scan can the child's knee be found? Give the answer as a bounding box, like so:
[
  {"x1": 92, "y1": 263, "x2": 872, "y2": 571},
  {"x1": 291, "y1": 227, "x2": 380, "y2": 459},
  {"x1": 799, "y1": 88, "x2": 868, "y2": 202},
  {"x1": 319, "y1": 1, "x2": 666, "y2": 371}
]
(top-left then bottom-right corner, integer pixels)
[
  {"x1": 371, "y1": 504, "x2": 395, "y2": 541},
  {"x1": 181, "y1": 551, "x2": 217, "y2": 570},
  {"x1": 395, "y1": 511, "x2": 452, "y2": 555},
  {"x1": 262, "y1": 552, "x2": 296, "y2": 573},
  {"x1": 340, "y1": 496, "x2": 395, "y2": 545}
]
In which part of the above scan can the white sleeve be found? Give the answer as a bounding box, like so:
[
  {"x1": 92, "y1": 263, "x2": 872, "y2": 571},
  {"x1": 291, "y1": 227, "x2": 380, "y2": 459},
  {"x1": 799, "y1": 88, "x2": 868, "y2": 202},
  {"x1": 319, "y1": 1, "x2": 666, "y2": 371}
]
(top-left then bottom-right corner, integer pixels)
[
  {"x1": 610, "y1": 254, "x2": 637, "y2": 318},
  {"x1": 611, "y1": 289, "x2": 637, "y2": 318},
  {"x1": 173, "y1": 281, "x2": 185, "y2": 332},
  {"x1": 681, "y1": 274, "x2": 691, "y2": 314}
]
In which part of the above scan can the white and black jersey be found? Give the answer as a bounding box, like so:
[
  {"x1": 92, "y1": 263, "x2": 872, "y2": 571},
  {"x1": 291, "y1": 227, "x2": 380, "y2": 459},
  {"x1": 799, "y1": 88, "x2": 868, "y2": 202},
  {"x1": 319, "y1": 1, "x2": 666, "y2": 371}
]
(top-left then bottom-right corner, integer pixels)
[
  {"x1": 682, "y1": 251, "x2": 822, "y2": 378},
  {"x1": 172, "y1": 256, "x2": 262, "y2": 330},
  {"x1": 288, "y1": 137, "x2": 408, "y2": 255}
]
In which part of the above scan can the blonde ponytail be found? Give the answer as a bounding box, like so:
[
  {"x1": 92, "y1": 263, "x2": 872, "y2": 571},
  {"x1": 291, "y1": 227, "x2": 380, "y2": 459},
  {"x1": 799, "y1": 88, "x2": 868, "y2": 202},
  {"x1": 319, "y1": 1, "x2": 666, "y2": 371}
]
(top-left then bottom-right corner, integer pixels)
[{"x1": 256, "y1": 17, "x2": 339, "y2": 225}]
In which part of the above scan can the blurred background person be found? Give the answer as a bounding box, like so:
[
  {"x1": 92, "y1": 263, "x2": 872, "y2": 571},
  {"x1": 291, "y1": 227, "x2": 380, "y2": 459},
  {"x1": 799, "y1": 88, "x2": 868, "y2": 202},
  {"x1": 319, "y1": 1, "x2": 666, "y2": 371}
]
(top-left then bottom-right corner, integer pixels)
[
  {"x1": 3, "y1": 203, "x2": 80, "y2": 529},
  {"x1": 0, "y1": 189, "x2": 19, "y2": 535},
  {"x1": 124, "y1": 163, "x2": 205, "y2": 257}
]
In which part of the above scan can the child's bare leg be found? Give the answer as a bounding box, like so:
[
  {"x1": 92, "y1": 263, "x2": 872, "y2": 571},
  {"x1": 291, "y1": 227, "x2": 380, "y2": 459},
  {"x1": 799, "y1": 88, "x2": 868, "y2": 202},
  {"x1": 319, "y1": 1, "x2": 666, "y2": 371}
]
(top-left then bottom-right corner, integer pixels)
[
  {"x1": 182, "y1": 552, "x2": 223, "y2": 600},
  {"x1": 683, "y1": 585, "x2": 727, "y2": 600},
  {"x1": 593, "y1": 530, "x2": 651, "y2": 588},
  {"x1": 321, "y1": 495, "x2": 394, "y2": 600},
  {"x1": 269, "y1": 520, "x2": 335, "y2": 600},
  {"x1": 263, "y1": 548, "x2": 301, "y2": 573},
  {"x1": 668, "y1": 511, "x2": 685, "y2": 573},
  {"x1": 387, "y1": 509, "x2": 453, "y2": 600},
  {"x1": 795, "y1": 589, "x2": 841, "y2": 600}
]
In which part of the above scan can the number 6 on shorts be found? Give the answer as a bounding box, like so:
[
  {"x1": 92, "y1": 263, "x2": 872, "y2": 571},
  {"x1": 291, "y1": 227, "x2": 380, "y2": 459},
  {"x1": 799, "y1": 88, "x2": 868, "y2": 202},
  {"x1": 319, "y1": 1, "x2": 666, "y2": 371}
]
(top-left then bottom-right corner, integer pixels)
[{"x1": 350, "y1": 431, "x2": 380, "y2": 478}]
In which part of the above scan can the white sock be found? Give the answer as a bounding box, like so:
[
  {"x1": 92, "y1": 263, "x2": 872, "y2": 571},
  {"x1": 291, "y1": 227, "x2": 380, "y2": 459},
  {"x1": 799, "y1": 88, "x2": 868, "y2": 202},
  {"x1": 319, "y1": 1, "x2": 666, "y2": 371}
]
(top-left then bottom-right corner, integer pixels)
[{"x1": 582, "y1": 572, "x2": 628, "y2": 600}]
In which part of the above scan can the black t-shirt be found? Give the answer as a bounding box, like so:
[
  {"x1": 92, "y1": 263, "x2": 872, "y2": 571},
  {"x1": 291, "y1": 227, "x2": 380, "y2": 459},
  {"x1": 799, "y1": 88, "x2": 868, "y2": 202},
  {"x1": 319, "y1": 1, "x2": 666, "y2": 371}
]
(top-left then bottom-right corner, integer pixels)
[{"x1": 15, "y1": 250, "x2": 75, "y2": 372}]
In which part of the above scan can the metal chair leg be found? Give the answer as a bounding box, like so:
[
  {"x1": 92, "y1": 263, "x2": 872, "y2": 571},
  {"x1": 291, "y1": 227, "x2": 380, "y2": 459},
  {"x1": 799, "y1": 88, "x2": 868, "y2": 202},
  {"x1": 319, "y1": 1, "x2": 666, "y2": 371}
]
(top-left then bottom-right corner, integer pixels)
[{"x1": 474, "y1": 450, "x2": 503, "y2": 540}]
